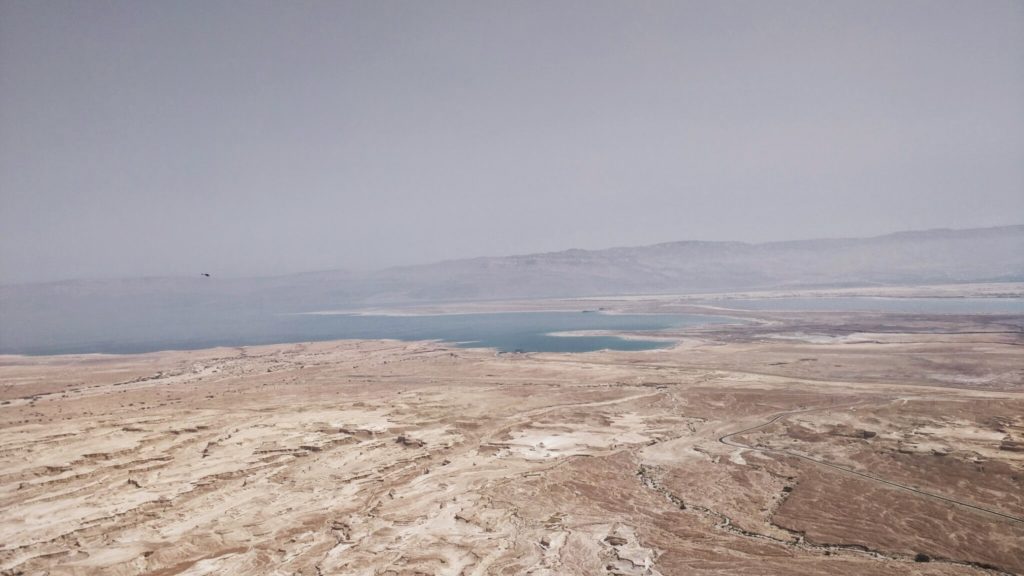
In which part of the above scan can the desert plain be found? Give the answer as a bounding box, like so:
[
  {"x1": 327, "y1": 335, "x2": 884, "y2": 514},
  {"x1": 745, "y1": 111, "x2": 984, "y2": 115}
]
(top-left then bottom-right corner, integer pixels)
[{"x1": 1, "y1": 295, "x2": 1023, "y2": 575}]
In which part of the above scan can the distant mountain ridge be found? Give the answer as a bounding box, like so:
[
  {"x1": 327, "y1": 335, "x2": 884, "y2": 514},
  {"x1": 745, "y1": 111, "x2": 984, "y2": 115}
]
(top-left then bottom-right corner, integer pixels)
[
  {"x1": 3, "y1": 225, "x2": 1023, "y2": 304},
  {"x1": 358, "y1": 224, "x2": 1024, "y2": 302},
  {"x1": 3, "y1": 225, "x2": 1022, "y2": 353}
]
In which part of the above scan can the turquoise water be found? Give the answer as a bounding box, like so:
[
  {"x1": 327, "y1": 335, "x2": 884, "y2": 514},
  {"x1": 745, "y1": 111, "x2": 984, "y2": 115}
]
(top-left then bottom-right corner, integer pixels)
[
  {"x1": 288, "y1": 312, "x2": 730, "y2": 354},
  {"x1": 3, "y1": 311, "x2": 732, "y2": 355},
  {"x1": 6, "y1": 296, "x2": 1019, "y2": 356}
]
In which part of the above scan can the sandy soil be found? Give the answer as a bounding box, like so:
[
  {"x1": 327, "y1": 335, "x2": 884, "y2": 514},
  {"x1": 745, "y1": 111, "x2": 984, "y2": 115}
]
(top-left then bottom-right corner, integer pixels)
[{"x1": 1, "y1": 304, "x2": 1022, "y2": 575}]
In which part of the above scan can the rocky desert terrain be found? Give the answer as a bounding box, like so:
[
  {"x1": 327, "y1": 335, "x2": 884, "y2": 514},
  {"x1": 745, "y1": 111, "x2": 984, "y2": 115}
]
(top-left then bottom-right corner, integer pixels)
[{"x1": 1, "y1": 304, "x2": 1022, "y2": 575}]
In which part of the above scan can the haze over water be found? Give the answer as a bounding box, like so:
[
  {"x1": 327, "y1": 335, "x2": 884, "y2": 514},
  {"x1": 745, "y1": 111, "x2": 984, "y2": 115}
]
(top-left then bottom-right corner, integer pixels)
[
  {"x1": 4, "y1": 296, "x2": 1021, "y2": 356},
  {"x1": 0, "y1": 311, "x2": 730, "y2": 356}
]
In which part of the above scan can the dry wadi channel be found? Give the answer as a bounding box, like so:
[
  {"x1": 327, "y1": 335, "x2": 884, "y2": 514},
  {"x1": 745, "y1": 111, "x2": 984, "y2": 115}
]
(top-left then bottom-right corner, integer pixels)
[{"x1": 1, "y1": 306, "x2": 1022, "y2": 575}]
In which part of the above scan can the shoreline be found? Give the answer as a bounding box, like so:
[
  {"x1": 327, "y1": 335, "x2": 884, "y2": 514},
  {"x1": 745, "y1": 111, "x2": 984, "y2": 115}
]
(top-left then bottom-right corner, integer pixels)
[
  {"x1": 2, "y1": 309, "x2": 1022, "y2": 574},
  {"x1": 4, "y1": 284, "x2": 1022, "y2": 358},
  {"x1": 2, "y1": 311, "x2": 1024, "y2": 569}
]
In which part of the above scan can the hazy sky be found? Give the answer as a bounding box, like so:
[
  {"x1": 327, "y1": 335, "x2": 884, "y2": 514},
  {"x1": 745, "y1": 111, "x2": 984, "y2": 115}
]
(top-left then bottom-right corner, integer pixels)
[{"x1": 2, "y1": 0, "x2": 1022, "y2": 283}]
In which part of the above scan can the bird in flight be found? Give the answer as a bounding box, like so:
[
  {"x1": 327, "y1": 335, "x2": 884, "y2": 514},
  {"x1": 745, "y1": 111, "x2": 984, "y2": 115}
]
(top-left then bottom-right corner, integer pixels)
[{"x1": 201, "y1": 273, "x2": 211, "y2": 277}]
